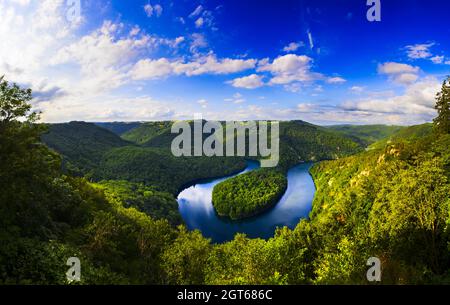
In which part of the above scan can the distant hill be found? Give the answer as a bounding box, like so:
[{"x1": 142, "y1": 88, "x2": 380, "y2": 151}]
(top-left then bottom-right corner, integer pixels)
[
  {"x1": 95, "y1": 122, "x2": 142, "y2": 135},
  {"x1": 324, "y1": 124, "x2": 406, "y2": 147},
  {"x1": 41, "y1": 120, "x2": 365, "y2": 192},
  {"x1": 41, "y1": 121, "x2": 246, "y2": 194},
  {"x1": 121, "y1": 121, "x2": 173, "y2": 145},
  {"x1": 41, "y1": 121, "x2": 131, "y2": 175},
  {"x1": 368, "y1": 123, "x2": 433, "y2": 149},
  {"x1": 120, "y1": 120, "x2": 364, "y2": 170}
]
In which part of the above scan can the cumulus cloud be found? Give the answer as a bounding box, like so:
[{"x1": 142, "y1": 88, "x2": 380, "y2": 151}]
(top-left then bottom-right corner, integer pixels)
[
  {"x1": 130, "y1": 55, "x2": 257, "y2": 80},
  {"x1": 229, "y1": 74, "x2": 264, "y2": 89},
  {"x1": 257, "y1": 54, "x2": 319, "y2": 84},
  {"x1": 378, "y1": 62, "x2": 420, "y2": 85},
  {"x1": 341, "y1": 77, "x2": 440, "y2": 119},
  {"x1": 283, "y1": 42, "x2": 303, "y2": 52},
  {"x1": 40, "y1": 95, "x2": 177, "y2": 122}
]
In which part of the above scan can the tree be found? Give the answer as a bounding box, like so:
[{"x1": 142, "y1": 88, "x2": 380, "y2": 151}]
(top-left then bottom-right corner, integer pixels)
[
  {"x1": 433, "y1": 76, "x2": 450, "y2": 134},
  {"x1": 0, "y1": 76, "x2": 35, "y2": 123}
]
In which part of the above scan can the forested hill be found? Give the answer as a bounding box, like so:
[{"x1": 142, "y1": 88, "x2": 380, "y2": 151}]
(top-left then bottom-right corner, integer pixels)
[
  {"x1": 41, "y1": 121, "x2": 131, "y2": 175},
  {"x1": 324, "y1": 124, "x2": 406, "y2": 147},
  {"x1": 42, "y1": 121, "x2": 246, "y2": 194},
  {"x1": 308, "y1": 130, "x2": 450, "y2": 283},
  {"x1": 41, "y1": 120, "x2": 364, "y2": 189},
  {"x1": 118, "y1": 120, "x2": 364, "y2": 169},
  {"x1": 95, "y1": 122, "x2": 142, "y2": 136}
]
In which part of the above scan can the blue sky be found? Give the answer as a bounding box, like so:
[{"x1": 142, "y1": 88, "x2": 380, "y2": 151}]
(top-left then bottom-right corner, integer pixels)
[{"x1": 1, "y1": 0, "x2": 449, "y2": 125}]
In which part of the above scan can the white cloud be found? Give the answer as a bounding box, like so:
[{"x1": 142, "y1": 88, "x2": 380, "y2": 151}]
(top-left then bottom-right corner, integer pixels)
[
  {"x1": 144, "y1": 4, "x2": 153, "y2": 17},
  {"x1": 189, "y1": 5, "x2": 203, "y2": 18},
  {"x1": 130, "y1": 58, "x2": 174, "y2": 80},
  {"x1": 307, "y1": 30, "x2": 314, "y2": 49},
  {"x1": 405, "y1": 43, "x2": 434, "y2": 59},
  {"x1": 283, "y1": 42, "x2": 303, "y2": 52},
  {"x1": 195, "y1": 17, "x2": 204, "y2": 28},
  {"x1": 197, "y1": 99, "x2": 208, "y2": 108},
  {"x1": 189, "y1": 33, "x2": 208, "y2": 53},
  {"x1": 10, "y1": 0, "x2": 30, "y2": 6},
  {"x1": 430, "y1": 55, "x2": 444, "y2": 64},
  {"x1": 224, "y1": 93, "x2": 245, "y2": 104},
  {"x1": 284, "y1": 83, "x2": 302, "y2": 93},
  {"x1": 350, "y1": 86, "x2": 364, "y2": 93},
  {"x1": 378, "y1": 62, "x2": 419, "y2": 74},
  {"x1": 393, "y1": 73, "x2": 419, "y2": 85},
  {"x1": 154, "y1": 4, "x2": 163, "y2": 17},
  {"x1": 40, "y1": 95, "x2": 177, "y2": 122},
  {"x1": 378, "y1": 62, "x2": 420, "y2": 85},
  {"x1": 229, "y1": 74, "x2": 264, "y2": 89},
  {"x1": 257, "y1": 54, "x2": 317, "y2": 84},
  {"x1": 327, "y1": 77, "x2": 346, "y2": 84},
  {"x1": 341, "y1": 77, "x2": 440, "y2": 119},
  {"x1": 131, "y1": 55, "x2": 257, "y2": 80},
  {"x1": 144, "y1": 4, "x2": 162, "y2": 17}
]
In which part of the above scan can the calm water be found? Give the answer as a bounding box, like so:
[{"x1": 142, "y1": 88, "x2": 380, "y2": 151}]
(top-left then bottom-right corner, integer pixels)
[{"x1": 177, "y1": 161, "x2": 316, "y2": 243}]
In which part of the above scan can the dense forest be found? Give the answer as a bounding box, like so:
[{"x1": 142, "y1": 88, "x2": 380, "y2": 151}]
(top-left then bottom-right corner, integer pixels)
[
  {"x1": 212, "y1": 169, "x2": 288, "y2": 220},
  {"x1": 1, "y1": 76, "x2": 449, "y2": 284}
]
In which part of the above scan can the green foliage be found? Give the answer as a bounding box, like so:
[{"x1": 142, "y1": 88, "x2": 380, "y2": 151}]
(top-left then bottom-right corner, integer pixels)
[
  {"x1": 325, "y1": 124, "x2": 405, "y2": 147},
  {"x1": 41, "y1": 121, "x2": 130, "y2": 175},
  {"x1": 120, "y1": 119, "x2": 364, "y2": 170},
  {"x1": 95, "y1": 122, "x2": 142, "y2": 136},
  {"x1": 434, "y1": 76, "x2": 450, "y2": 135},
  {"x1": 277, "y1": 121, "x2": 363, "y2": 169},
  {"x1": 121, "y1": 121, "x2": 173, "y2": 145},
  {"x1": 309, "y1": 133, "x2": 450, "y2": 284},
  {"x1": 162, "y1": 226, "x2": 212, "y2": 284},
  {"x1": 2, "y1": 78, "x2": 450, "y2": 285},
  {"x1": 94, "y1": 180, "x2": 182, "y2": 225},
  {"x1": 212, "y1": 169, "x2": 287, "y2": 219},
  {"x1": 96, "y1": 146, "x2": 246, "y2": 194}
]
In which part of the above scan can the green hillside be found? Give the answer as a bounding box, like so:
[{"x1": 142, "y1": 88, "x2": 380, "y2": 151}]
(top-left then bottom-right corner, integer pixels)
[
  {"x1": 95, "y1": 146, "x2": 246, "y2": 194},
  {"x1": 121, "y1": 121, "x2": 172, "y2": 145},
  {"x1": 325, "y1": 124, "x2": 406, "y2": 147},
  {"x1": 368, "y1": 123, "x2": 433, "y2": 150},
  {"x1": 41, "y1": 121, "x2": 131, "y2": 175},
  {"x1": 121, "y1": 119, "x2": 364, "y2": 169},
  {"x1": 95, "y1": 122, "x2": 142, "y2": 135}
]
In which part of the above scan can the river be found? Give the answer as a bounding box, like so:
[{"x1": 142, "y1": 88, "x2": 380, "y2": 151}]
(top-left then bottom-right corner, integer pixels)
[{"x1": 177, "y1": 161, "x2": 316, "y2": 243}]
